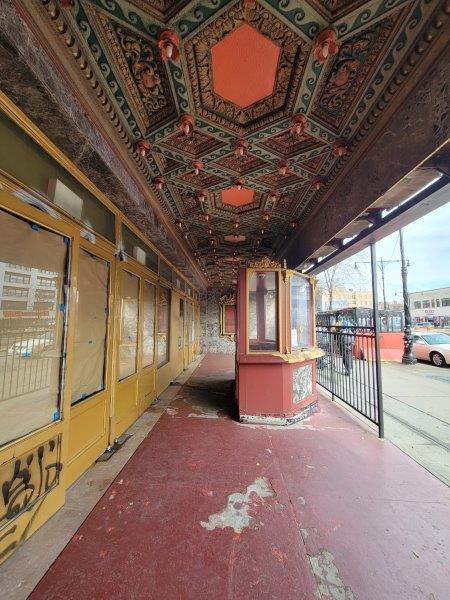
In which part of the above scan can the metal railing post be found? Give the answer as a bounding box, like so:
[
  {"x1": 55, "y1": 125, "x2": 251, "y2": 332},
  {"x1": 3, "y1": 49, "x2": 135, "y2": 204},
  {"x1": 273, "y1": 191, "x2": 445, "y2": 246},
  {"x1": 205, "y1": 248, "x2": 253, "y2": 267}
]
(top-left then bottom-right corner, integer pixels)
[{"x1": 370, "y1": 242, "x2": 384, "y2": 438}]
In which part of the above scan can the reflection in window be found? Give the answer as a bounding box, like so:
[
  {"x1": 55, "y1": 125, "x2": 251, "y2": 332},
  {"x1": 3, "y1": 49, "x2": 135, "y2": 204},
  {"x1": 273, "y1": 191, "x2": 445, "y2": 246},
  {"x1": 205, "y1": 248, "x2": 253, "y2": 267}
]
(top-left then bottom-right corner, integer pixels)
[
  {"x1": 0, "y1": 208, "x2": 67, "y2": 446},
  {"x1": 72, "y1": 250, "x2": 109, "y2": 404},
  {"x1": 118, "y1": 270, "x2": 139, "y2": 380},
  {"x1": 157, "y1": 286, "x2": 170, "y2": 367},
  {"x1": 142, "y1": 281, "x2": 155, "y2": 368},
  {"x1": 249, "y1": 271, "x2": 278, "y2": 352},
  {"x1": 290, "y1": 275, "x2": 312, "y2": 349}
]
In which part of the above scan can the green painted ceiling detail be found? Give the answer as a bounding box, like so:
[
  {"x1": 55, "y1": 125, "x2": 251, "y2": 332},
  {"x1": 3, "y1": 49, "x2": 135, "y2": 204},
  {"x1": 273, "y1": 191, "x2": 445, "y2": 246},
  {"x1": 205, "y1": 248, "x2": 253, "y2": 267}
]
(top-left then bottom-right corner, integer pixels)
[{"x1": 39, "y1": 0, "x2": 441, "y2": 284}]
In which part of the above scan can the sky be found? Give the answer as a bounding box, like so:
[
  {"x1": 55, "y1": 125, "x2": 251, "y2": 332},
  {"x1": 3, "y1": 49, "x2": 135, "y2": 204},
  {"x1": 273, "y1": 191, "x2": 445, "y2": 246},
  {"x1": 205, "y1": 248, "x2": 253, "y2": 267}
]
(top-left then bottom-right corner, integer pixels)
[{"x1": 325, "y1": 201, "x2": 450, "y2": 301}]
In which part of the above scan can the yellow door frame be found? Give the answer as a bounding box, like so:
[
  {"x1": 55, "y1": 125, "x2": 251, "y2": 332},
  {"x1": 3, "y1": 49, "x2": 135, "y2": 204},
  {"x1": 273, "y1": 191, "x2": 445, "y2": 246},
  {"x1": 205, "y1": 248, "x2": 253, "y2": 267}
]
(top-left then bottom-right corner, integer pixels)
[{"x1": 0, "y1": 180, "x2": 79, "y2": 563}]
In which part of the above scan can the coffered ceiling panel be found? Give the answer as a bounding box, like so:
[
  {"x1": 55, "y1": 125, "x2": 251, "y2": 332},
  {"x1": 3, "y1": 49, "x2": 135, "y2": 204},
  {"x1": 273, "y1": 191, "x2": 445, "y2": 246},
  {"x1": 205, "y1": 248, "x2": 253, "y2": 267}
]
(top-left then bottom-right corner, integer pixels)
[{"x1": 33, "y1": 0, "x2": 444, "y2": 285}]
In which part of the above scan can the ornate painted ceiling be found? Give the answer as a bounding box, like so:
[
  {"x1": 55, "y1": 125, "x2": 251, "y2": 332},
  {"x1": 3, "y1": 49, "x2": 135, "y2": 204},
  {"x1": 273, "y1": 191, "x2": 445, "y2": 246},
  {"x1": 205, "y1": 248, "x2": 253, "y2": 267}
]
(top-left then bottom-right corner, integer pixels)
[{"x1": 34, "y1": 0, "x2": 445, "y2": 285}]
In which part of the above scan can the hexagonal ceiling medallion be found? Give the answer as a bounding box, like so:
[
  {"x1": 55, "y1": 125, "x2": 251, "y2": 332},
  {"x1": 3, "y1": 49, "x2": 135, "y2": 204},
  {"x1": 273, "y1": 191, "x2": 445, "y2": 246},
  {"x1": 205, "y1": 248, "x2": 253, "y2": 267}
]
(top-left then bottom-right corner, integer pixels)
[
  {"x1": 211, "y1": 24, "x2": 280, "y2": 108},
  {"x1": 184, "y1": 2, "x2": 308, "y2": 135},
  {"x1": 221, "y1": 188, "x2": 254, "y2": 207}
]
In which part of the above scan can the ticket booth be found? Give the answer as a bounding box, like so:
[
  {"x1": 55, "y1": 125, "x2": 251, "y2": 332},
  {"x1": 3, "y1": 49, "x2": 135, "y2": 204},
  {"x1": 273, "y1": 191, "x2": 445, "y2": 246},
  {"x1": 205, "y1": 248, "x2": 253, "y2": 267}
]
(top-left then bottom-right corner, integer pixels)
[{"x1": 236, "y1": 257, "x2": 323, "y2": 425}]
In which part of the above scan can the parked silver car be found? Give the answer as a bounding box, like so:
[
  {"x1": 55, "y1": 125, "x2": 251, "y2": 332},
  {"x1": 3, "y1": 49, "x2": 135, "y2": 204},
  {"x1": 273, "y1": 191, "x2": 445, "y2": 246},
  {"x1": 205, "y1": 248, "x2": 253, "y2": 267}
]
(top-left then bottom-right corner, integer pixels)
[{"x1": 412, "y1": 332, "x2": 450, "y2": 367}]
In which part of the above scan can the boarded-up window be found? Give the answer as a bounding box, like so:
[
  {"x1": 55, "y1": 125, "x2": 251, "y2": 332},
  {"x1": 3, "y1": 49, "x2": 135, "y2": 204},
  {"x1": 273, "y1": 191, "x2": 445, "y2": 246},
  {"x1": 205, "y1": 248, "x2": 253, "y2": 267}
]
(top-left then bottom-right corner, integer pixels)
[
  {"x1": 157, "y1": 286, "x2": 170, "y2": 367},
  {"x1": 0, "y1": 208, "x2": 68, "y2": 445},
  {"x1": 142, "y1": 281, "x2": 155, "y2": 368},
  {"x1": 118, "y1": 270, "x2": 139, "y2": 380},
  {"x1": 72, "y1": 250, "x2": 109, "y2": 403}
]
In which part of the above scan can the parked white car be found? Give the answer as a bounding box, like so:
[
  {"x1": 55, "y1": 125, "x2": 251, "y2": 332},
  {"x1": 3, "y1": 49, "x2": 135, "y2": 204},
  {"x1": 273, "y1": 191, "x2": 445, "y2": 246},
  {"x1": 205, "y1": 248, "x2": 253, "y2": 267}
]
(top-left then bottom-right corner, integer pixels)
[
  {"x1": 7, "y1": 334, "x2": 54, "y2": 357},
  {"x1": 412, "y1": 332, "x2": 450, "y2": 367}
]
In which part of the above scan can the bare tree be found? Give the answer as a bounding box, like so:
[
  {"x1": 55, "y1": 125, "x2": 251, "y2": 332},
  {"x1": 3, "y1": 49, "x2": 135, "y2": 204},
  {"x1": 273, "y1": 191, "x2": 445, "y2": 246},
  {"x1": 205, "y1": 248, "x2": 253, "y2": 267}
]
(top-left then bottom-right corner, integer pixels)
[{"x1": 317, "y1": 257, "x2": 368, "y2": 311}]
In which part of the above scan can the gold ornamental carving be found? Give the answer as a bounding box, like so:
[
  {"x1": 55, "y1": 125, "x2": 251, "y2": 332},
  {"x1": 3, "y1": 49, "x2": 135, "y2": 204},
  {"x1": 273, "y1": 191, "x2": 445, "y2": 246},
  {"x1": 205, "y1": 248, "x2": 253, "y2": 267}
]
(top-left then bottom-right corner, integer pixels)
[{"x1": 248, "y1": 256, "x2": 282, "y2": 269}]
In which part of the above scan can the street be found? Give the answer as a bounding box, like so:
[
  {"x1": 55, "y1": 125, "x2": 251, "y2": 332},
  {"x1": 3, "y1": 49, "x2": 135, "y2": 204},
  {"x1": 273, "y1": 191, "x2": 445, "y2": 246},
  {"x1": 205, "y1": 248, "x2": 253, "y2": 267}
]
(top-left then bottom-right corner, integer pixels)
[{"x1": 382, "y1": 361, "x2": 450, "y2": 486}]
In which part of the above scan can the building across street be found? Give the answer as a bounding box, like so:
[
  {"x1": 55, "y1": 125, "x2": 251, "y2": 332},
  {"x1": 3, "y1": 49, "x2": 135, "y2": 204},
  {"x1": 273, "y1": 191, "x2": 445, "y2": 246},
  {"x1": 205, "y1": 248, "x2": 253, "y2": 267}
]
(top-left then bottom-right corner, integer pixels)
[{"x1": 410, "y1": 286, "x2": 450, "y2": 327}]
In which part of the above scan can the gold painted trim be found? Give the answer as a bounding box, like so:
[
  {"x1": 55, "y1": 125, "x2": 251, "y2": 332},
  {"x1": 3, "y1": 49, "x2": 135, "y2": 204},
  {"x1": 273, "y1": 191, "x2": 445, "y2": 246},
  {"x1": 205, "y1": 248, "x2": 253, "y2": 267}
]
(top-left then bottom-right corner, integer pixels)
[
  {"x1": 0, "y1": 92, "x2": 204, "y2": 296},
  {"x1": 218, "y1": 292, "x2": 237, "y2": 341}
]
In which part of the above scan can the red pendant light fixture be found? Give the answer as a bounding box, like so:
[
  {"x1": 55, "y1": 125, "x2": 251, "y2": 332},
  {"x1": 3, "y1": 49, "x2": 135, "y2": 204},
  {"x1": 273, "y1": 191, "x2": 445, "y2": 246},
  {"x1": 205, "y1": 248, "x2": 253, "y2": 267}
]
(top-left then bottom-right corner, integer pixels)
[
  {"x1": 263, "y1": 212, "x2": 271, "y2": 221},
  {"x1": 313, "y1": 28, "x2": 339, "y2": 64},
  {"x1": 198, "y1": 189, "x2": 208, "y2": 204},
  {"x1": 278, "y1": 160, "x2": 290, "y2": 176},
  {"x1": 234, "y1": 140, "x2": 248, "y2": 158},
  {"x1": 135, "y1": 139, "x2": 151, "y2": 158},
  {"x1": 268, "y1": 190, "x2": 278, "y2": 203},
  {"x1": 153, "y1": 176, "x2": 165, "y2": 190},
  {"x1": 332, "y1": 139, "x2": 349, "y2": 157},
  {"x1": 234, "y1": 177, "x2": 245, "y2": 191},
  {"x1": 178, "y1": 114, "x2": 194, "y2": 136},
  {"x1": 290, "y1": 114, "x2": 307, "y2": 137},
  {"x1": 313, "y1": 177, "x2": 325, "y2": 190},
  {"x1": 158, "y1": 29, "x2": 180, "y2": 62},
  {"x1": 192, "y1": 160, "x2": 203, "y2": 175}
]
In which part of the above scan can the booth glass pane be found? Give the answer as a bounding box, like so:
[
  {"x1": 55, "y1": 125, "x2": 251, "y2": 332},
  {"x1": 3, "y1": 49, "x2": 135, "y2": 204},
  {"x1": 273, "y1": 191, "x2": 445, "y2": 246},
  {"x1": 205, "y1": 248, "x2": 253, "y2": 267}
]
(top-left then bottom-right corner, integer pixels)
[
  {"x1": 118, "y1": 270, "x2": 139, "y2": 380},
  {"x1": 0, "y1": 208, "x2": 68, "y2": 446},
  {"x1": 72, "y1": 250, "x2": 109, "y2": 404},
  {"x1": 249, "y1": 271, "x2": 278, "y2": 352},
  {"x1": 291, "y1": 275, "x2": 312, "y2": 349},
  {"x1": 157, "y1": 286, "x2": 170, "y2": 367},
  {"x1": 142, "y1": 281, "x2": 155, "y2": 368}
]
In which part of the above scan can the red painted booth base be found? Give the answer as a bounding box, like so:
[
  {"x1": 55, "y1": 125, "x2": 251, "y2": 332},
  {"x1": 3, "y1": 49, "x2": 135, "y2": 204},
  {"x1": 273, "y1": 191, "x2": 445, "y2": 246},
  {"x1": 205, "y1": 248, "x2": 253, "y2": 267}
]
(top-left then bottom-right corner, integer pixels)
[
  {"x1": 235, "y1": 259, "x2": 323, "y2": 426},
  {"x1": 238, "y1": 353, "x2": 323, "y2": 425}
]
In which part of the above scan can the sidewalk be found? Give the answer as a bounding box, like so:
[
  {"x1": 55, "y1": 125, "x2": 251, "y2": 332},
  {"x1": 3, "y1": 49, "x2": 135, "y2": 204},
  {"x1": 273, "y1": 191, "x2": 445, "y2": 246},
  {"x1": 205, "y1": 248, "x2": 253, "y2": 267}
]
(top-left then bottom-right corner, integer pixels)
[
  {"x1": 382, "y1": 361, "x2": 450, "y2": 486},
  {"x1": 24, "y1": 354, "x2": 450, "y2": 600}
]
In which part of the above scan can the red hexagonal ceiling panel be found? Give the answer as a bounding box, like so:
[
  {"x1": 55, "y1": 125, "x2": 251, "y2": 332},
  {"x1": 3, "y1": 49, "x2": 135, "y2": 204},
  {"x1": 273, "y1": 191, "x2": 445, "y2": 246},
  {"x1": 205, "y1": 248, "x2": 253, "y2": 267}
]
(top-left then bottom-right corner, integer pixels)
[
  {"x1": 221, "y1": 187, "x2": 255, "y2": 207},
  {"x1": 211, "y1": 24, "x2": 280, "y2": 108}
]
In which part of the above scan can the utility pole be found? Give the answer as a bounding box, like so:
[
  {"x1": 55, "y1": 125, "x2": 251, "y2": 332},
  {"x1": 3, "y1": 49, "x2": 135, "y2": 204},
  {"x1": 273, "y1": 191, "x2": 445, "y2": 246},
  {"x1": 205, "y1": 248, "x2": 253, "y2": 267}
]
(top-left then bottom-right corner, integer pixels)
[
  {"x1": 379, "y1": 258, "x2": 387, "y2": 310},
  {"x1": 399, "y1": 228, "x2": 416, "y2": 364},
  {"x1": 354, "y1": 257, "x2": 400, "y2": 311}
]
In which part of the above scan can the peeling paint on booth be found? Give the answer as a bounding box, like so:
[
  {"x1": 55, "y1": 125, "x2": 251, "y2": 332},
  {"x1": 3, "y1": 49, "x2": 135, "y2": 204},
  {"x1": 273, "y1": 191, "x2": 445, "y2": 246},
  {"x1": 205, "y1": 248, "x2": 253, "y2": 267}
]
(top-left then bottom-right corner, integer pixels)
[{"x1": 200, "y1": 477, "x2": 275, "y2": 533}]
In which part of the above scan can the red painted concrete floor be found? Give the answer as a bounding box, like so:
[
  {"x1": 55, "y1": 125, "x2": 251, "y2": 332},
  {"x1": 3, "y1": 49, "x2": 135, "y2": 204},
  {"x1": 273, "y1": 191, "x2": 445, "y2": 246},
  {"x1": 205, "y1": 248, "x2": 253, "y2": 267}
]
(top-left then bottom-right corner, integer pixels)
[{"x1": 31, "y1": 354, "x2": 450, "y2": 599}]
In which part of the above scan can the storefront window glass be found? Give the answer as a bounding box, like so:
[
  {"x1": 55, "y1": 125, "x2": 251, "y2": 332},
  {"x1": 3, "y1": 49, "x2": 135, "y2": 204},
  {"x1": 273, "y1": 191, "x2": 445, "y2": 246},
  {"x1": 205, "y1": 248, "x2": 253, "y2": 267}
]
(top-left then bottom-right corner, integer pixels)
[
  {"x1": 72, "y1": 250, "x2": 109, "y2": 404},
  {"x1": 118, "y1": 270, "x2": 139, "y2": 380},
  {"x1": 290, "y1": 274, "x2": 312, "y2": 349},
  {"x1": 142, "y1": 281, "x2": 155, "y2": 368},
  {"x1": 0, "y1": 208, "x2": 68, "y2": 445},
  {"x1": 249, "y1": 271, "x2": 278, "y2": 352},
  {"x1": 157, "y1": 286, "x2": 170, "y2": 367}
]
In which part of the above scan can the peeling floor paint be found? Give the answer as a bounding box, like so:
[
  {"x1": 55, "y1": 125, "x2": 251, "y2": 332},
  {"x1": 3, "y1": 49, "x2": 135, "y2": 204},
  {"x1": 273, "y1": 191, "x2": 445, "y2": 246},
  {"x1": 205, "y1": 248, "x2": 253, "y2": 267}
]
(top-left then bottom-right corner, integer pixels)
[
  {"x1": 300, "y1": 527, "x2": 318, "y2": 540},
  {"x1": 166, "y1": 407, "x2": 178, "y2": 416},
  {"x1": 309, "y1": 550, "x2": 354, "y2": 600},
  {"x1": 200, "y1": 477, "x2": 275, "y2": 533},
  {"x1": 186, "y1": 400, "x2": 220, "y2": 419}
]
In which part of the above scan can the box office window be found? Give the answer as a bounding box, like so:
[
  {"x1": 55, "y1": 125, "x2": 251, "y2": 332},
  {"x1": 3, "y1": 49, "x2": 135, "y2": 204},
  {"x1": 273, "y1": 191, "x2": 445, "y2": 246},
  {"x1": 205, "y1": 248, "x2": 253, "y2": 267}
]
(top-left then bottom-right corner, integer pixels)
[
  {"x1": 0, "y1": 208, "x2": 68, "y2": 446},
  {"x1": 290, "y1": 274, "x2": 312, "y2": 349},
  {"x1": 157, "y1": 286, "x2": 170, "y2": 367},
  {"x1": 71, "y1": 250, "x2": 109, "y2": 404},
  {"x1": 249, "y1": 271, "x2": 278, "y2": 352},
  {"x1": 142, "y1": 281, "x2": 156, "y2": 368},
  {"x1": 118, "y1": 270, "x2": 139, "y2": 380}
]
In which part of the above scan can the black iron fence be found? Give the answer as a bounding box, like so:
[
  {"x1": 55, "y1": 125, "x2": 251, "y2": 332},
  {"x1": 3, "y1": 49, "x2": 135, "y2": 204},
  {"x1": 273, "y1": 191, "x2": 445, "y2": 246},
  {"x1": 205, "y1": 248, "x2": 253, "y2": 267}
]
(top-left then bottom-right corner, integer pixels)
[
  {"x1": 0, "y1": 327, "x2": 55, "y2": 401},
  {"x1": 316, "y1": 324, "x2": 384, "y2": 432}
]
